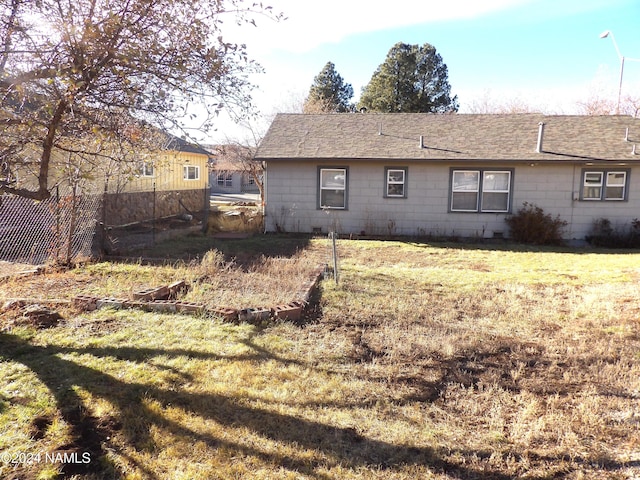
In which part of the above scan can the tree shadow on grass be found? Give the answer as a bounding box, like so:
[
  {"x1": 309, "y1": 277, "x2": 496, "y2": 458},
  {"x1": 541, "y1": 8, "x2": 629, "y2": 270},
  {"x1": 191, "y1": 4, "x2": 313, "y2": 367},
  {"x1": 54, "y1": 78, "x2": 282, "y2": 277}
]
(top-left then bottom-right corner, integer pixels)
[
  {"x1": 120, "y1": 233, "x2": 315, "y2": 264},
  {"x1": 403, "y1": 237, "x2": 640, "y2": 255},
  {"x1": 0, "y1": 332, "x2": 523, "y2": 480}
]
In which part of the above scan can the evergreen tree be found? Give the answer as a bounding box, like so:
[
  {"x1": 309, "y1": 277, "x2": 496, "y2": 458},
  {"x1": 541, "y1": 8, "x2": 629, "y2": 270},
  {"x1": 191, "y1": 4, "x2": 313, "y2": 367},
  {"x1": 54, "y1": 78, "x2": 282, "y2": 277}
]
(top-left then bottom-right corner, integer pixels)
[
  {"x1": 304, "y1": 62, "x2": 354, "y2": 113},
  {"x1": 359, "y1": 42, "x2": 458, "y2": 113}
]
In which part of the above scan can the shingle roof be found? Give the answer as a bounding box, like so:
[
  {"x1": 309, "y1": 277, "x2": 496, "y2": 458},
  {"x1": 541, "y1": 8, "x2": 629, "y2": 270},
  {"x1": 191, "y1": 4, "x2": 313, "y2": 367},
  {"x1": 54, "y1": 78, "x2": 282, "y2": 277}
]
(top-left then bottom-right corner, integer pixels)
[
  {"x1": 255, "y1": 113, "x2": 640, "y2": 163},
  {"x1": 164, "y1": 134, "x2": 212, "y2": 156}
]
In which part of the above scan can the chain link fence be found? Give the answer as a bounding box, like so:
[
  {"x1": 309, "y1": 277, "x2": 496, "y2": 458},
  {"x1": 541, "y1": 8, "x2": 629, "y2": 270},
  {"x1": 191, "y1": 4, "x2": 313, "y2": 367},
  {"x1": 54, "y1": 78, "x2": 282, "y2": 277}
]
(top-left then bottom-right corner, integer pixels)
[
  {"x1": 1, "y1": 186, "x2": 211, "y2": 265},
  {"x1": 0, "y1": 188, "x2": 102, "y2": 265}
]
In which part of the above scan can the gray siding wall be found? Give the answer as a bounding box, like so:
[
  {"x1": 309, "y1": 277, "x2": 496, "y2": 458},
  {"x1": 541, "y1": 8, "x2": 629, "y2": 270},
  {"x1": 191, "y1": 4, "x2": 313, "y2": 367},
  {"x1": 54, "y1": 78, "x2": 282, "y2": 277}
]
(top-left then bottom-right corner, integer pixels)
[
  {"x1": 210, "y1": 171, "x2": 242, "y2": 194},
  {"x1": 264, "y1": 160, "x2": 640, "y2": 240},
  {"x1": 211, "y1": 171, "x2": 261, "y2": 194}
]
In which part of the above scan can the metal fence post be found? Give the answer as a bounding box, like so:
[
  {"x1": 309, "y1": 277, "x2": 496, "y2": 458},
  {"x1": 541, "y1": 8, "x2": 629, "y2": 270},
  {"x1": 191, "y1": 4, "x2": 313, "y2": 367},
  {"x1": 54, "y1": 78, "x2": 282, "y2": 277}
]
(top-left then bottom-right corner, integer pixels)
[
  {"x1": 152, "y1": 181, "x2": 156, "y2": 245},
  {"x1": 101, "y1": 182, "x2": 108, "y2": 254},
  {"x1": 55, "y1": 185, "x2": 61, "y2": 262},
  {"x1": 331, "y1": 231, "x2": 339, "y2": 284},
  {"x1": 202, "y1": 184, "x2": 210, "y2": 234}
]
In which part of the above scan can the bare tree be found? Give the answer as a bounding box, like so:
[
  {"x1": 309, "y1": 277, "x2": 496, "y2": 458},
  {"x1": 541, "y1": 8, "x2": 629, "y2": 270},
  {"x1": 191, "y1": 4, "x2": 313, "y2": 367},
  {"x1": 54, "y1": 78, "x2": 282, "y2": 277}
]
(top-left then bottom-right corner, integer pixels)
[
  {"x1": 576, "y1": 96, "x2": 616, "y2": 116},
  {"x1": 212, "y1": 144, "x2": 263, "y2": 200},
  {"x1": 619, "y1": 95, "x2": 640, "y2": 118},
  {"x1": 0, "y1": 0, "x2": 281, "y2": 200},
  {"x1": 466, "y1": 90, "x2": 540, "y2": 114},
  {"x1": 303, "y1": 95, "x2": 338, "y2": 114},
  {"x1": 213, "y1": 117, "x2": 266, "y2": 201},
  {"x1": 576, "y1": 93, "x2": 639, "y2": 117}
]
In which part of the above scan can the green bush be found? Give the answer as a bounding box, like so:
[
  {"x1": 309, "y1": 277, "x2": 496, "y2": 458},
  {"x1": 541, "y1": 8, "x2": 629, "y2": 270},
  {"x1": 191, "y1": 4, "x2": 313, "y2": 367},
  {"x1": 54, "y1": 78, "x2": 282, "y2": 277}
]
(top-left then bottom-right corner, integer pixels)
[{"x1": 505, "y1": 202, "x2": 567, "y2": 245}]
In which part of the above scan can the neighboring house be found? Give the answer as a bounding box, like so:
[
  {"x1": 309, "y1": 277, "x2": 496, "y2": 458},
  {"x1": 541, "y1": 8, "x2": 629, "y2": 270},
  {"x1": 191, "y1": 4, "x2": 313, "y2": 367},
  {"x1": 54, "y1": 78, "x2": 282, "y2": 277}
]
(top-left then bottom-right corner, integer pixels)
[
  {"x1": 16, "y1": 132, "x2": 214, "y2": 225},
  {"x1": 1, "y1": 129, "x2": 212, "y2": 263},
  {"x1": 208, "y1": 144, "x2": 262, "y2": 195},
  {"x1": 255, "y1": 113, "x2": 640, "y2": 241},
  {"x1": 105, "y1": 135, "x2": 212, "y2": 225},
  {"x1": 6, "y1": 132, "x2": 210, "y2": 195},
  {"x1": 123, "y1": 135, "x2": 211, "y2": 193}
]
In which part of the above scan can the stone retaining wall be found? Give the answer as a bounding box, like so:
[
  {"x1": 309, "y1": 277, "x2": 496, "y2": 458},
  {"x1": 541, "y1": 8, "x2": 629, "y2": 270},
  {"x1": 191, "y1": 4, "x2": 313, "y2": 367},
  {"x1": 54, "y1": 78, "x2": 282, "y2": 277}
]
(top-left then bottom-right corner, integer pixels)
[{"x1": 104, "y1": 188, "x2": 210, "y2": 226}]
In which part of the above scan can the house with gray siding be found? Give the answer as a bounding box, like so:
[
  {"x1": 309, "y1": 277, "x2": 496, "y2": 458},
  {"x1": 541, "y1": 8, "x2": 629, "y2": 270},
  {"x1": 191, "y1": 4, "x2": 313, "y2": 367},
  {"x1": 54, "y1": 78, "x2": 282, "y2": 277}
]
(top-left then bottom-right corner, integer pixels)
[
  {"x1": 255, "y1": 113, "x2": 640, "y2": 241},
  {"x1": 208, "y1": 144, "x2": 262, "y2": 195}
]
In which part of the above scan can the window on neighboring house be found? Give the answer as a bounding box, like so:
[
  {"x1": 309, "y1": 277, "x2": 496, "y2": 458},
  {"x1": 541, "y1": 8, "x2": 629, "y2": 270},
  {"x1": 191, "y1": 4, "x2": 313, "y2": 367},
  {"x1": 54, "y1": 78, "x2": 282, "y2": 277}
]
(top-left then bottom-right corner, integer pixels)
[
  {"x1": 318, "y1": 167, "x2": 348, "y2": 209},
  {"x1": 183, "y1": 165, "x2": 200, "y2": 180},
  {"x1": 582, "y1": 169, "x2": 629, "y2": 201},
  {"x1": 141, "y1": 161, "x2": 154, "y2": 177},
  {"x1": 451, "y1": 169, "x2": 512, "y2": 213},
  {"x1": 217, "y1": 172, "x2": 232, "y2": 186},
  {"x1": 385, "y1": 167, "x2": 407, "y2": 198}
]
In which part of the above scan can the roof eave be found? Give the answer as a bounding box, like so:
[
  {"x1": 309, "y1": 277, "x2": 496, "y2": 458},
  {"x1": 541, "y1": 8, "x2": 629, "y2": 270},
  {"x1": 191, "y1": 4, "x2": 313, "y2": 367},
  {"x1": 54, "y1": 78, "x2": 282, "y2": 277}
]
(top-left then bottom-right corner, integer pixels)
[{"x1": 258, "y1": 156, "x2": 640, "y2": 164}]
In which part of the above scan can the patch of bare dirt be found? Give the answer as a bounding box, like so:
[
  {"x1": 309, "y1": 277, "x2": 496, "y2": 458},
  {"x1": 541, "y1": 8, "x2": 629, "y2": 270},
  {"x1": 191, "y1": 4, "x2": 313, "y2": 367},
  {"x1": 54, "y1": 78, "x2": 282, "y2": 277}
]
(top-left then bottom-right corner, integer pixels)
[
  {"x1": 1, "y1": 301, "x2": 64, "y2": 330},
  {"x1": 0, "y1": 270, "x2": 93, "y2": 302}
]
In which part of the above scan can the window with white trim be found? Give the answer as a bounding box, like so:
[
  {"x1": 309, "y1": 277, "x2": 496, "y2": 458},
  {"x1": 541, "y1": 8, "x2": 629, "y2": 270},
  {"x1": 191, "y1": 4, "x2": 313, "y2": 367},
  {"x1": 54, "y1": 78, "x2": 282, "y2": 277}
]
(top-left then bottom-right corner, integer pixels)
[
  {"x1": 140, "y1": 161, "x2": 154, "y2": 177},
  {"x1": 482, "y1": 171, "x2": 511, "y2": 212},
  {"x1": 451, "y1": 169, "x2": 512, "y2": 213},
  {"x1": 581, "y1": 169, "x2": 628, "y2": 201},
  {"x1": 385, "y1": 167, "x2": 407, "y2": 198},
  {"x1": 318, "y1": 167, "x2": 347, "y2": 209},
  {"x1": 217, "y1": 172, "x2": 232, "y2": 186},
  {"x1": 183, "y1": 165, "x2": 200, "y2": 180}
]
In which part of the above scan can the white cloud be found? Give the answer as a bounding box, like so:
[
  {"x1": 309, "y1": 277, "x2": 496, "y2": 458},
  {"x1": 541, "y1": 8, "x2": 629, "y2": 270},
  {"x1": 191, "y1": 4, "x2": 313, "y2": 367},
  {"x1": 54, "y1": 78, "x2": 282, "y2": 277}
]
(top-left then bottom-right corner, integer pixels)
[
  {"x1": 232, "y1": 0, "x2": 633, "y2": 55},
  {"x1": 205, "y1": 0, "x2": 639, "y2": 142},
  {"x1": 235, "y1": 0, "x2": 533, "y2": 54}
]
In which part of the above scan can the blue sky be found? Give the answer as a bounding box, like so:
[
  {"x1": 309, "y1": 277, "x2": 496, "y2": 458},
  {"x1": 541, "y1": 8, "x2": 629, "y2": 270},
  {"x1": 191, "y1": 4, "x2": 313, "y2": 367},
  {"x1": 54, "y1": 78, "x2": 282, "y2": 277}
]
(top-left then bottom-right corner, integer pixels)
[{"x1": 210, "y1": 0, "x2": 640, "y2": 142}]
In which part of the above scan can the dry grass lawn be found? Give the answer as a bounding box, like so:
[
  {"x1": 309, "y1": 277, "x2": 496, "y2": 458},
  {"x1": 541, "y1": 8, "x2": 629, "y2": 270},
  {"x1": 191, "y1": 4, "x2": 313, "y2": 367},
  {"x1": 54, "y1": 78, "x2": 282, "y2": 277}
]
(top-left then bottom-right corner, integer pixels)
[{"x1": 0, "y1": 236, "x2": 639, "y2": 479}]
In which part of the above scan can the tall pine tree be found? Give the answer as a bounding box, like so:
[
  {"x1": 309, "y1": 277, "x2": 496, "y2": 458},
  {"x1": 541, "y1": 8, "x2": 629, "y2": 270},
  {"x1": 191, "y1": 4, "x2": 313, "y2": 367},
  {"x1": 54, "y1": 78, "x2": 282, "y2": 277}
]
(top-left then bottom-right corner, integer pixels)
[
  {"x1": 359, "y1": 42, "x2": 458, "y2": 113},
  {"x1": 304, "y1": 62, "x2": 354, "y2": 113}
]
